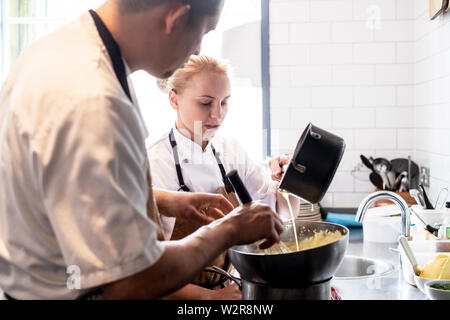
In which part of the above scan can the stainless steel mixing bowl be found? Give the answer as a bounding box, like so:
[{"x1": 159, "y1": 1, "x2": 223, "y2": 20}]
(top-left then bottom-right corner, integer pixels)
[{"x1": 228, "y1": 220, "x2": 349, "y2": 287}]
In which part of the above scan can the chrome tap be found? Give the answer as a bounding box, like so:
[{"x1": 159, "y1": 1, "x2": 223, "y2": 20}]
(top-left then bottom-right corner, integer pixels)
[{"x1": 355, "y1": 191, "x2": 411, "y2": 238}]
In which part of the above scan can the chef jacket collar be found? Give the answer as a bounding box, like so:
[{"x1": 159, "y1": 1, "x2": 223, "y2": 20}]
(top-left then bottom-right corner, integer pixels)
[{"x1": 171, "y1": 125, "x2": 216, "y2": 164}]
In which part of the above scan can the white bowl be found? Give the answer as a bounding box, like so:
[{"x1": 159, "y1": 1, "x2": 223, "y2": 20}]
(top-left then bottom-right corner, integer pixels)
[
  {"x1": 414, "y1": 274, "x2": 432, "y2": 294},
  {"x1": 397, "y1": 240, "x2": 450, "y2": 286},
  {"x1": 424, "y1": 280, "x2": 450, "y2": 300}
]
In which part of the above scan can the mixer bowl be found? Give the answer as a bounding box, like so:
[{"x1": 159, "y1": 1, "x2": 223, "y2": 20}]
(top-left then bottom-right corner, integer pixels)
[{"x1": 229, "y1": 220, "x2": 349, "y2": 287}]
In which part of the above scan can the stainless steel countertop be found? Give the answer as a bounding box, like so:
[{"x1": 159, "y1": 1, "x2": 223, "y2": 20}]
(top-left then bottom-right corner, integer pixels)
[{"x1": 331, "y1": 228, "x2": 427, "y2": 300}]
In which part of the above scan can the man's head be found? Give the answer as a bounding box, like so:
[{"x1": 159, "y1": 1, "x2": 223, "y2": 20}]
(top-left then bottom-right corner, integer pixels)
[
  {"x1": 119, "y1": 0, "x2": 223, "y2": 23},
  {"x1": 110, "y1": 0, "x2": 225, "y2": 78}
]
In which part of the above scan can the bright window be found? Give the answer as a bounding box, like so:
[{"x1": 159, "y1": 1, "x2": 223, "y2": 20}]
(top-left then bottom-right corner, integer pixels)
[{"x1": 0, "y1": 0, "x2": 264, "y2": 161}]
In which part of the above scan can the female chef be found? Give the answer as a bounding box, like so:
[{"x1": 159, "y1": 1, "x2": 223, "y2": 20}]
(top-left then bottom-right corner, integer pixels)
[{"x1": 148, "y1": 55, "x2": 318, "y2": 300}]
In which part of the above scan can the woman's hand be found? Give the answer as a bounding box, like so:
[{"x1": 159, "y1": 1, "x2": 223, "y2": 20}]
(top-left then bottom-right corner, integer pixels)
[
  {"x1": 268, "y1": 155, "x2": 291, "y2": 181},
  {"x1": 153, "y1": 189, "x2": 234, "y2": 226}
]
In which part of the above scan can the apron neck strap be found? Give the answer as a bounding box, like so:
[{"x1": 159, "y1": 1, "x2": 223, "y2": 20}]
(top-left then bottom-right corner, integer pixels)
[
  {"x1": 210, "y1": 144, "x2": 235, "y2": 194},
  {"x1": 89, "y1": 9, "x2": 133, "y2": 103},
  {"x1": 169, "y1": 129, "x2": 235, "y2": 194},
  {"x1": 169, "y1": 129, "x2": 191, "y2": 192}
]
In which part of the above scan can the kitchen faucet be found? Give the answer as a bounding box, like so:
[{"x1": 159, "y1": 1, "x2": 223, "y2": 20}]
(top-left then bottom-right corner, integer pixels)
[{"x1": 355, "y1": 191, "x2": 411, "y2": 239}]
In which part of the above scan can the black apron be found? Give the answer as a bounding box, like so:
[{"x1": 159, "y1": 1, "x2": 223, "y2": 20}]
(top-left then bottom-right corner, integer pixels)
[
  {"x1": 168, "y1": 129, "x2": 239, "y2": 289},
  {"x1": 168, "y1": 128, "x2": 234, "y2": 194}
]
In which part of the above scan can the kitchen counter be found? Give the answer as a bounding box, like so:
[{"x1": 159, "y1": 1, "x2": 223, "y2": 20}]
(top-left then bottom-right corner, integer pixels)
[{"x1": 331, "y1": 227, "x2": 427, "y2": 300}]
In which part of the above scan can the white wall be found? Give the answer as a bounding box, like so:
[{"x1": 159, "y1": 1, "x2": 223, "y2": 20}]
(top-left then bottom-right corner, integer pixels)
[
  {"x1": 413, "y1": 0, "x2": 450, "y2": 203},
  {"x1": 269, "y1": 0, "x2": 416, "y2": 207}
]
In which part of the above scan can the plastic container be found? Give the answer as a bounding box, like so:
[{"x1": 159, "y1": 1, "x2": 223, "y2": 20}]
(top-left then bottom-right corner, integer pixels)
[
  {"x1": 362, "y1": 216, "x2": 401, "y2": 243},
  {"x1": 438, "y1": 202, "x2": 450, "y2": 240},
  {"x1": 410, "y1": 223, "x2": 419, "y2": 241}
]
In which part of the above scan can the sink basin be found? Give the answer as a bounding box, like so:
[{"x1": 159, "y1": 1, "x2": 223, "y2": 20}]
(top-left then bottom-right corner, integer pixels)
[{"x1": 334, "y1": 255, "x2": 395, "y2": 280}]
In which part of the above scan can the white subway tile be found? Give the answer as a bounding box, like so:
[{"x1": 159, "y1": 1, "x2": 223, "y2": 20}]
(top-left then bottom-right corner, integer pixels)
[
  {"x1": 328, "y1": 171, "x2": 354, "y2": 192},
  {"x1": 270, "y1": 1, "x2": 309, "y2": 23},
  {"x1": 270, "y1": 66, "x2": 291, "y2": 87},
  {"x1": 397, "y1": 86, "x2": 415, "y2": 107},
  {"x1": 270, "y1": 45, "x2": 310, "y2": 66},
  {"x1": 354, "y1": 43, "x2": 396, "y2": 64},
  {"x1": 333, "y1": 107, "x2": 375, "y2": 128},
  {"x1": 354, "y1": 86, "x2": 396, "y2": 107},
  {"x1": 310, "y1": 44, "x2": 353, "y2": 65},
  {"x1": 270, "y1": 24, "x2": 289, "y2": 44},
  {"x1": 310, "y1": 0, "x2": 353, "y2": 22},
  {"x1": 290, "y1": 108, "x2": 333, "y2": 129},
  {"x1": 353, "y1": 0, "x2": 396, "y2": 21},
  {"x1": 338, "y1": 150, "x2": 367, "y2": 172},
  {"x1": 271, "y1": 129, "x2": 302, "y2": 153},
  {"x1": 397, "y1": 129, "x2": 415, "y2": 150},
  {"x1": 375, "y1": 107, "x2": 414, "y2": 128},
  {"x1": 333, "y1": 65, "x2": 375, "y2": 85},
  {"x1": 290, "y1": 23, "x2": 332, "y2": 43},
  {"x1": 332, "y1": 22, "x2": 374, "y2": 42},
  {"x1": 414, "y1": 0, "x2": 429, "y2": 19},
  {"x1": 270, "y1": 87, "x2": 311, "y2": 108},
  {"x1": 397, "y1": 42, "x2": 415, "y2": 63},
  {"x1": 291, "y1": 65, "x2": 333, "y2": 86},
  {"x1": 354, "y1": 129, "x2": 397, "y2": 149},
  {"x1": 397, "y1": 0, "x2": 416, "y2": 20},
  {"x1": 311, "y1": 87, "x2": 353, "y2": 107},
  {"x1": 271, "y1": 108, "x2": 291, "y2": 130},
  {"x1": 320, "y1": 193, "x2": 334, "y2": 208},
  {"x1": 354, "y1": 178, "x2": 378, "y2": 192},
  {"x1": 375, "y1": 64, "x2": 414, "y2": 85},
  {"x1": 331, "y1": 129, "x2": 355, "y2": 150},
  {"x1": 372, "y1": 150, "x2": 414, "y2": 161},
  {"x1": 374, "y1": 21, "x2": 414, "y2": 42},
  {"x1": 333, "y1": 192, "x2": 371, "y2": 207}
]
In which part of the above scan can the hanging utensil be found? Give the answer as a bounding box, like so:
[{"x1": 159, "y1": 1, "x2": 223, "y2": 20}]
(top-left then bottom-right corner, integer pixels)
[
  {"x1": 419, "y1": 184, "x2": 434, "y2": 209},
  {"x1": 435, "y1": 188, "x2": 449, "y2": 210},
  {"x1": 387, "y1": 170, "x2": 396, "y2": 191},
  {"x1": 360, "y1": 154, "x2": 374, "y2": 171},
  {"x1": 391, "y1": 158, "x2": 419, "y2": 190},
  {"x1": 393, "y1": 171, "x2": 408, "y2": 191},
  {"x1": 372, "y1": 158, "x2": 392, "y2": 190},
  {"x1": 410, "y1": 189, "x2": 426, "y2": 208},
  {"x1": 399, "y1": 177, "x2": 408, "y2": 192},
  {"x1": 370, "y1": 172, "x2": 384, "y2": 190}
]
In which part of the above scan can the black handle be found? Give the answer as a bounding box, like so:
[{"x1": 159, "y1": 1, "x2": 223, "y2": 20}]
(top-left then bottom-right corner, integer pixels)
[
  {"x1": 419, "y1": 184, "x2": 434, "y2": 209},
  {"x1": 226, "y1": 170, "x2": 253, "y2": 204}
]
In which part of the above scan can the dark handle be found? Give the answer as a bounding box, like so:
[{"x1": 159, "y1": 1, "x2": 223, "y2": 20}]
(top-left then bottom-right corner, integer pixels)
[
  {"x1": 360, "y1": 154, "x2": 374, "y2": 171},
  {"x1": 419, "y1": 184, "x2": 434, "y2": 209},
  {"x1": 226, "y1": 170, "x2": 252, "y2": 204},
  {"x1": 204, "y1": 266, "x2": 242, "y2": 290}
]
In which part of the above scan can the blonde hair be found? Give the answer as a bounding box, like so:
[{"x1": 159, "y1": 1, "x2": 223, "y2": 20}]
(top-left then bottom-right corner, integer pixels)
[{"x1": 157, "y1": 55, "x2": 229, "y2": 94}]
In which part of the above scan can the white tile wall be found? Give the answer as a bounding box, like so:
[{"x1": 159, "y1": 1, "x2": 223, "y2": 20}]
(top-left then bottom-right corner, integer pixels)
[
  {"x1": 269, "y1": 0, "x2": 416, "y2": 207},
  {"x1": 413, "y1": 0, "x2": 450, "y2": 202}
]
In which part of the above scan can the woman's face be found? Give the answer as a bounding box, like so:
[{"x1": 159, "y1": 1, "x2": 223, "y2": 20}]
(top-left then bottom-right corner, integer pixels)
[{"x1": 171, "y1": 71, "x2": 231, "y2": 143}]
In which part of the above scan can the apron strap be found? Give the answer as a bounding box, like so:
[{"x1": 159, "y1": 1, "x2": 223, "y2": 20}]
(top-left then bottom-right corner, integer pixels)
[
  {"x1": 89, "y1": 9, "x2": 133, "y2": 103},
  {"x1": 211, "y1": 144, "x2": 235, "y2": 194},
  {"x1": 168, "y1": 129, "x2": 235, "y2": 194},
  {"x1": 169, "y1": 129, "x2": 191, "y2": 192}
]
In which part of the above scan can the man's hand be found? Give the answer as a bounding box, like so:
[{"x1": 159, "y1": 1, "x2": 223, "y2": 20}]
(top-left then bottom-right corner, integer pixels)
[
  {"x1": 209, "y1": 283, "x2": 242, "y2": 300},
  {"x1": 268, "y1": 155, "x2": 291, "y2": 181},
  {"x1": 222, "y1": 201, "x2": 284, "y2": 250},
  {"x1": 154, "y1": 189, "x2": 234, "y2": 226}
]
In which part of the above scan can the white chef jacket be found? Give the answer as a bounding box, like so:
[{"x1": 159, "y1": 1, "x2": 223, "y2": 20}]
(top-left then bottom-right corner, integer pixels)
[
  {"x1": 0, "y1": 12, "x2": 165, "y2": 299},
  {"x1": 148, "y1": 126, "x2": 280, "y2": 240}
]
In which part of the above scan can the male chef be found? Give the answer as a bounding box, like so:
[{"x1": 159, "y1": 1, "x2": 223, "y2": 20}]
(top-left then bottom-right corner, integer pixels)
[{"x1": 0, "y1": 0, "x2": 283, "y2": 299}]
